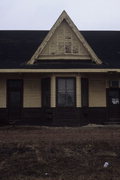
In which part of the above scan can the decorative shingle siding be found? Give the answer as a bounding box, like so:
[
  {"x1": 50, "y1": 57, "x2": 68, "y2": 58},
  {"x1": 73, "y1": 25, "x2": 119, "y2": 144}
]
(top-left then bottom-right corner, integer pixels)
[{"x1": 40, "y1": 21, "x2": 90, "y2": 58}]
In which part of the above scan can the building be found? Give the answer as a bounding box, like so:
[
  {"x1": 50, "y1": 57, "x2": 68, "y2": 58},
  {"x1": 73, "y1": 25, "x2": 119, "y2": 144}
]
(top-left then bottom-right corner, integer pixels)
[{"x1": 0, "y1": 11, "x2": 120, "y2": 125}]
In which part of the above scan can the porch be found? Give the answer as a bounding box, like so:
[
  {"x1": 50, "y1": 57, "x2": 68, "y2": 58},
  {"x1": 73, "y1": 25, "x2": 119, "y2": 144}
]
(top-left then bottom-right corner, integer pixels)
[{"x1": 0, "y1": 72, "x2": 120, "y2": 126}]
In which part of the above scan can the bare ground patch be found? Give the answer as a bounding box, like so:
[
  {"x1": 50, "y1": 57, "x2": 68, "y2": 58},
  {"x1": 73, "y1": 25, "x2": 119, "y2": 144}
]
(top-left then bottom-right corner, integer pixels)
[{"x1": 0, "y1": 126, "x2": 120, "y2": 180}]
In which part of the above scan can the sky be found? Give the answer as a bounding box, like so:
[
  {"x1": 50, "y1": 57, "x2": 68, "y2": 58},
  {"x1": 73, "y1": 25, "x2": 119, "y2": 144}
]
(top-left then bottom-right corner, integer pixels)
[{"x1": 0, "y1": 0, "x2": 120, "y2": 30}]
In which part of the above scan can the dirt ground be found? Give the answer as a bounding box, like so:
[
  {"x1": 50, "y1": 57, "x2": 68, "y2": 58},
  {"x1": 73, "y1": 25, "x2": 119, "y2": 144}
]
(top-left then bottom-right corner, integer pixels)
[{"x1": 0, "y1": 125, "x2": 120, "y2": 180}]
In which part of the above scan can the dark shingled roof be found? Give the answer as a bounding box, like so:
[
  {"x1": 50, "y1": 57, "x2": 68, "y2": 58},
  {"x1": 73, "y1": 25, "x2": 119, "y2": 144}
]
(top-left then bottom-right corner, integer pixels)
[{"x1": 0, "y1": 30, "x2": 120, "y2": 69}]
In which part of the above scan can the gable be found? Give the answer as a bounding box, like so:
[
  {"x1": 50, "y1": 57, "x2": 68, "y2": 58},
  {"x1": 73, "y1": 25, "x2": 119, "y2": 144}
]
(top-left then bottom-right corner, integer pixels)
[
  {"x1": 39, "y1": 20, "x2": 90, "y2": 59},
  {"x1": 27, "y1": 11, "x2": 102, "y2": 64}
]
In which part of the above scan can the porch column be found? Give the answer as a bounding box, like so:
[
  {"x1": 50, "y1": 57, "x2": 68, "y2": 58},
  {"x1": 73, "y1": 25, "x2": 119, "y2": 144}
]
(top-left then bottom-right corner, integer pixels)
[
  {"x1": 76, "y1": 75, "x2": 81, "y2": 107},
  {"x1": 51, "y1": 75, "x2": 56, "y2": 107}
]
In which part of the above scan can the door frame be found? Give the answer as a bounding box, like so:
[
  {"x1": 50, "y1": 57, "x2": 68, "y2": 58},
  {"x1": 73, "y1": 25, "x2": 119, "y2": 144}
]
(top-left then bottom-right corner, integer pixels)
[{"x1": 56, "y1": 77, "x2": 76, "y2": 107}]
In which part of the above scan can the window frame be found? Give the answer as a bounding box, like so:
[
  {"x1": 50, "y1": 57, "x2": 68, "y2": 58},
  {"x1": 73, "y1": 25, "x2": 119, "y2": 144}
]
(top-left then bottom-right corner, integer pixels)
[
  {"x1": 109, "y1": 80, "x2": 120, "y2": 88},
  {"x1": 56, "y1": 77, "x2": 76, "y2": 107}
]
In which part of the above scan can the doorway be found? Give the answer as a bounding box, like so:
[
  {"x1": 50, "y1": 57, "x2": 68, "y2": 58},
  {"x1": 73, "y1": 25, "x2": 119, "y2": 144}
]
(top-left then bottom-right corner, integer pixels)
[
  {"x1": 107, "y1": 88, "x2": 120, "y2": 121},
  {"x1": 7, "y1": 80, "x2": 23, "y2": 122},
  {"x1": 41, "y1": 78, "x2": 50, "y2": 107}
]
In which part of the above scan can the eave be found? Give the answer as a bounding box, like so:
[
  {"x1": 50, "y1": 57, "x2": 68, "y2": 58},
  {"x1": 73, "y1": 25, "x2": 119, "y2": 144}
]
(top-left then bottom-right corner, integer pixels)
[{"x1": 0, "y1": 69, "x2": 120, "y2": 73}]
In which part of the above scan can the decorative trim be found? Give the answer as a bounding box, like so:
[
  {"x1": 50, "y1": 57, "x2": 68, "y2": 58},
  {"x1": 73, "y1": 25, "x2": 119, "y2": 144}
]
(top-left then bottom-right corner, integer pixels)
[
  {"x1": 0, "y1": 69, "x2": 119, "y2": 73},
  {"x1": 36, "y1": 55, "x2": 91, "y2": 60}
]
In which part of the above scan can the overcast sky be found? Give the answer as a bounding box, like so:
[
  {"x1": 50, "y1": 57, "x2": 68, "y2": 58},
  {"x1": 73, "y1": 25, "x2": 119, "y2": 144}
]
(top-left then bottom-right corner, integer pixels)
[{"x1": 0, "y1": 0, "x2": 120, "y2": 30}]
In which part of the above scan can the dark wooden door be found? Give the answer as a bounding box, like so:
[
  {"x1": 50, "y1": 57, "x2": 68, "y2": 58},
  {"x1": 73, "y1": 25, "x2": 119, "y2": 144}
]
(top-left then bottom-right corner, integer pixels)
[
  {"x1": 7, "y1": 80, "x2": 23, "y2": 122},
  {"x1": 41, "y1": 78, "x2": 50, "y2": 107},
  {"x1": 107, "y1": 88, "x2": 120, "y2": 121}
]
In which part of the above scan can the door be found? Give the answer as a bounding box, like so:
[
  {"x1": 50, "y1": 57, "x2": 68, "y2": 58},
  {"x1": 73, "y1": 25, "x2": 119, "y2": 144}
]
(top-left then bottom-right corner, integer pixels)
[
  {"x1": 41, "y1": 78, "x2": 50, "y2": 107},
  {"x1": 107, "y1": 88, "x2": 120, "y2": 121},
  {"x1": 7, "y1": 80, "x2": 23, "y2": 122}
]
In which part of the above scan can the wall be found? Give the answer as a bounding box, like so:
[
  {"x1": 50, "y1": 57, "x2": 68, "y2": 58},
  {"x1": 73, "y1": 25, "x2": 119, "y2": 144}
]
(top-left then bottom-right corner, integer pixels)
[
  {"x1": 1, "y1": 73, "x2": 119, "y2": 109},
  {"x1": 89, "y1": 79, "x2": 106, "y2": 107},
  {"x1": 0, "y1": 73, "x2": 108, "y2": 108},
  {"x1": 23, "y1": 77, "x2": 41, "y2": 108}
]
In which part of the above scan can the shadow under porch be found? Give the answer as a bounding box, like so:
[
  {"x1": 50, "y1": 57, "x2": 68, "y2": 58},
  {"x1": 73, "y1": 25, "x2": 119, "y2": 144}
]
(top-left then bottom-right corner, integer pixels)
[{"x1": 0, "y1": 107, "x2": 107, "y2": 126}]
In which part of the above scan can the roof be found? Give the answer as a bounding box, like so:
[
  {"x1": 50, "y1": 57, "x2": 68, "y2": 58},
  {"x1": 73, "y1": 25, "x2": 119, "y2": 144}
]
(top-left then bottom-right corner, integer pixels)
[{"x1": 0, "y1": 30, "x2": 120, "y2": 69}]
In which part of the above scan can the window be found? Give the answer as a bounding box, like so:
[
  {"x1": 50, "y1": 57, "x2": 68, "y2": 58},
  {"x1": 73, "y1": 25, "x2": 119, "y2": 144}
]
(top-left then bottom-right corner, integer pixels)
[
  {"x1": 57, "y1": 78, "x2": 75, "y2": 107},
  {"x1": 7, "y1": 80, "x2": 23, "y2": 90},
  {"x1": 109, "y1": 80, "x2": 119, "y2": 88},
  {"x1": 65, "y1": 42, "x2": 72, "y2": 53},
  {"x1": 109, "y1": 90, "x2": 119, "y2": 105},
  {"x1": 81, "y1": 78, "x2": 89, "y2": 107}
]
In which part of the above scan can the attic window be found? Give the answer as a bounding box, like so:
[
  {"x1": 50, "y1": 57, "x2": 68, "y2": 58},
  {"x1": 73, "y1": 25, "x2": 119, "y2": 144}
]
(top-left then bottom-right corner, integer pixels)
[
  {"x1": 73, "y1": 45, "x2": 79, "y2": 54},
  {"x1": 65, "y1": 42, "x2": 71, "y2": 53}
]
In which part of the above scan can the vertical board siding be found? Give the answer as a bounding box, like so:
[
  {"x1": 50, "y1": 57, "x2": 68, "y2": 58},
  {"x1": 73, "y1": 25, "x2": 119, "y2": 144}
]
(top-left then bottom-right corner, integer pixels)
[
  {"x1": 89, "y1": 80, "x2": 106, "y2": 107},
  {"x1": 24, "y1": 78, "x2": 41, "y2": 107}
]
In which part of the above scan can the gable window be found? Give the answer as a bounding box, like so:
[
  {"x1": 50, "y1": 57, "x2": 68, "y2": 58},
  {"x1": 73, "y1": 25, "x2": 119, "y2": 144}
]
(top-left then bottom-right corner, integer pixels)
[
  {"x1": 57, "y1": 78, "x2": 75, "y2": 107},
  {"x1": 65, "y1": 42, "x2": 72, "y2": 53}
]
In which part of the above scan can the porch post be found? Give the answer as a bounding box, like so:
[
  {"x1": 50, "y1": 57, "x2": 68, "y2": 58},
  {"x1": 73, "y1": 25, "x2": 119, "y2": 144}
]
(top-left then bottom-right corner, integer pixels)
[
  {"x1": 51, "y1": 75, "x2": 56, "y2": 107},
  {"x1": 76, "y1": 75, "x2": 81, "y2": 107}
]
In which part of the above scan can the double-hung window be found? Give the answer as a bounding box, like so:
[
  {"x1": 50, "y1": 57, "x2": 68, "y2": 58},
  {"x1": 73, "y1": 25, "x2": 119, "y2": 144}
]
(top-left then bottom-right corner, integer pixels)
[{"x1": 57, "y1": 78, "x2": 75, "y2": 107}]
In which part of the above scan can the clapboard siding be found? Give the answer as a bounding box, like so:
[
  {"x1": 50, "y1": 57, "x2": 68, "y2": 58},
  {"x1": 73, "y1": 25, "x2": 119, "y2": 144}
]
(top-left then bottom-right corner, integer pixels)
[
  {"x1": 89, "y1": 79, "x2": 106, "y2": 107},
  {"x1": 24, "y1": 78, "x2": 41, "y2": 107}
]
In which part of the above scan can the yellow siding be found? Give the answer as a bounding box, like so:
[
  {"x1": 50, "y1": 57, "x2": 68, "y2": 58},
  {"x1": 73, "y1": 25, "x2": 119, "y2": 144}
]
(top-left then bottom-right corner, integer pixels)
[
  {"x1": 89, "y1": 80, "x2": 106, "y2": 107},
  {"x1": 0, "y1": 79, "x2": 6, "y2": 108},
  {"x1": 0, "y1": 73, "x2": 109, "y2": 109},
  {"x1": 24, "y1": 78, "x2": 41, "y2": 107}
]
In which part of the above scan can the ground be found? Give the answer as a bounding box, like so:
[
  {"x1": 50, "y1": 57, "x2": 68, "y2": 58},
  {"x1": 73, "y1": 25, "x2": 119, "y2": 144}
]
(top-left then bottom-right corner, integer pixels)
[{"x1": 0, "y1": 125, "x2": 120, "y2": 180}]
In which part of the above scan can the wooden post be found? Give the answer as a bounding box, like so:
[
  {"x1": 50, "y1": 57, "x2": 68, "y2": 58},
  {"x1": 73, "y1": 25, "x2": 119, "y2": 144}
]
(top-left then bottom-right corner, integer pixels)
[
  {"x1": 51, "y1": 75, "x2": 56, "y2": 107},
  {"x1": 76, "y1": 75, "x2": 81, "y2": 107}
]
